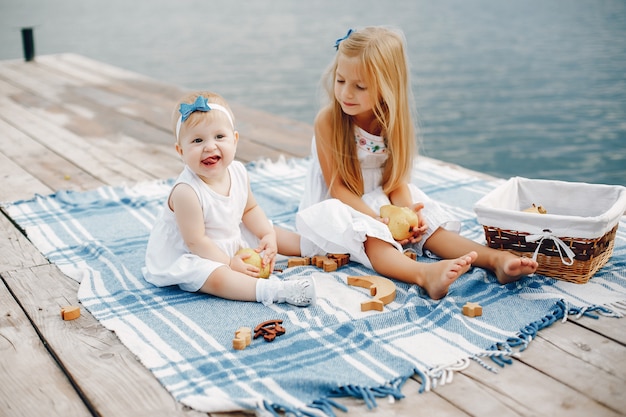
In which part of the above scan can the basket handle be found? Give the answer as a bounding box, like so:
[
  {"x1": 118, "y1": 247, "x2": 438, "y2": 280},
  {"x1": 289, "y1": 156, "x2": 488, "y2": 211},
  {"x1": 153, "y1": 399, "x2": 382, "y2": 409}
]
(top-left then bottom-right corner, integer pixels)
[{"x1": 525, "y1": 229, "x2": 575, "y2": 266}]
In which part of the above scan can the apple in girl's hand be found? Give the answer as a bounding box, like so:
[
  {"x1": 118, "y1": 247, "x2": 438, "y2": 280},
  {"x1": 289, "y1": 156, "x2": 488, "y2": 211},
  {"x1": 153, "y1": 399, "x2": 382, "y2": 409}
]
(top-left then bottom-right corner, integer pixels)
[
  {"x1": 236, "y1": 248, "x2": 271, "y2": 278},
  {"x1": 380, "y1": 205, "x2": 419, "y2": 241}
]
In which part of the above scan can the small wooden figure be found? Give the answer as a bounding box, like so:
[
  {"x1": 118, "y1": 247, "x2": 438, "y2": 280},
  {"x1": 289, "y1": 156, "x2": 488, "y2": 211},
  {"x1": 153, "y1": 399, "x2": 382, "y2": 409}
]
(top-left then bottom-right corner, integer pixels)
[
  {"x1": 233, "y1": 327, "x2": 252, "y2": 350},
  {"x1": 462, "y1": 302, "x2": 483, "y2": 318},
  {"x1": 347, "y1": 275, "x2": 396, "y2": 312},
  {"x1": 60, "y1": 306, "x2": 80, "y2": 321},
  {"x1": 287, "y1": 257, "x2": 311, "y2": 268}
]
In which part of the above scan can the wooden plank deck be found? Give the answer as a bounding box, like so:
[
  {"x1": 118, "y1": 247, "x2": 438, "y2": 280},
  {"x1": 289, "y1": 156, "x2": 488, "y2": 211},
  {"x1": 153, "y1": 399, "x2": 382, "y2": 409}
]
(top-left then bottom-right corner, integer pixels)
[{"x1": 0, "y1": 53, "x2": 624, "y2": 417}]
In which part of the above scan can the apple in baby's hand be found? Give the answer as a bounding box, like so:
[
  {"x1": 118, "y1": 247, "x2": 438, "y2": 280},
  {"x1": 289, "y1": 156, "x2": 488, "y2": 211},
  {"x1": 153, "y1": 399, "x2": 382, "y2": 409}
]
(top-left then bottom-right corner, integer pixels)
[
  {"x1": 236, "y1": 248, "x2": 271, "y2": 278},
  {"x1": 380, "y1": 204, "x2": 419, "y2": 241}
]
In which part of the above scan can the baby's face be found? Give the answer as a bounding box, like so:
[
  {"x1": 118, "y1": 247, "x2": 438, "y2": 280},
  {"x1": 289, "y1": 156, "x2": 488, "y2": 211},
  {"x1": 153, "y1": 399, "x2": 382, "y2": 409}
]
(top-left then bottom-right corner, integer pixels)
[{"x1": 176, "y1": 113, "x2": 239, "y2": 184}]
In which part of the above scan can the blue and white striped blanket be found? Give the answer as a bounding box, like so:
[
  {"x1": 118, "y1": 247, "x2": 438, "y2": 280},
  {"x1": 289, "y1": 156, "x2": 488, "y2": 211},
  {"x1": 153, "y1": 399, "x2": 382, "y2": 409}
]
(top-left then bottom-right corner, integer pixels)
[{"x1": 6, "y1": 157, "x2": 626, "y2": 416}]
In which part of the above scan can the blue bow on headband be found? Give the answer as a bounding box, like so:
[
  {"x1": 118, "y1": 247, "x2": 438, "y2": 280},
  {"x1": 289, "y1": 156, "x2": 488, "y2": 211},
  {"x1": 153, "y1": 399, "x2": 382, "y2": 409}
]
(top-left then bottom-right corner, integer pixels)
[
  {"x1": 179, "y1": 95, "x2": 212, "y2": 122},
  {"x1": 334, "y1": 28, "x2": 354, "y2": 50}
]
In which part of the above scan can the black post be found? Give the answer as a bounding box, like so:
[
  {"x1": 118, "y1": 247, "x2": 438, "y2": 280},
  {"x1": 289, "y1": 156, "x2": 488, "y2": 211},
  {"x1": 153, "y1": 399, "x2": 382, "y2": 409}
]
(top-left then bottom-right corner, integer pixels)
[{"x1": 21, "y1": 27, "x2": 35, "y2": 62}]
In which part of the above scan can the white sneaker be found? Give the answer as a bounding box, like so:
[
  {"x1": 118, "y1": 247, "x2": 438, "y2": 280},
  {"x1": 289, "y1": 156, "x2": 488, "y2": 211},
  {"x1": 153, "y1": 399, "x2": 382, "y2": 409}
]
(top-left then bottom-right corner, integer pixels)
[{"x1": 279, "y1": 277, "x2": 316, "y2": 307}]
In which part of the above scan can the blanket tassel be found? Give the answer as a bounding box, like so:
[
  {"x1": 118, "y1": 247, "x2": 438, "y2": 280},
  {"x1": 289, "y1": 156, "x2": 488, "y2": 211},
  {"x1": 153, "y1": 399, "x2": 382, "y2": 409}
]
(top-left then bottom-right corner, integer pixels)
[
  {"x1": 327, "y1": 376, "x2": 407, "y2": 411},
  {"x1": 473, "y1": 298, "x2": 622, "y2": 371}
]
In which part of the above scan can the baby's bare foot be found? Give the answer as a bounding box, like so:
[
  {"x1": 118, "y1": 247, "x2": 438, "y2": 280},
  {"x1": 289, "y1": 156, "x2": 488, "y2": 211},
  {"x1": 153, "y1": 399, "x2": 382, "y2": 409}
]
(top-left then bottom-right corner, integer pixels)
[
  {"x1": 495, "y1": 254, "x2": 538, "y2": 284},
  {"x1": 423, "y1": 251, "x2": 478, "y2": 300}
]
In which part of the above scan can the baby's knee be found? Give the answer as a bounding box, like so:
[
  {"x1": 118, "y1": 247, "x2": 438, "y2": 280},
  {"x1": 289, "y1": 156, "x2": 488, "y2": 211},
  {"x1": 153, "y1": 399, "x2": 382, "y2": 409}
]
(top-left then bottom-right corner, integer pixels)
[{"x1": 198, "y1": 265, "x2": 230, "y2": 294}]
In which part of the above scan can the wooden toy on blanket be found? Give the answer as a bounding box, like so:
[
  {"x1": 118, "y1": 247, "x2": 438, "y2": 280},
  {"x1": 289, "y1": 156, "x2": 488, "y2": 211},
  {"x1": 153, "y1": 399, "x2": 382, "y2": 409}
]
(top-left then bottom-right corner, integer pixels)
[
  {"x1": 347, "y1": 275, "x2": 397, "y2": 312},
  {"x1": 254, "y1": 319, "x2": 286, "y2": 342},
  {"x1": 380, "y1": 204, "x2": 420, "y2": 240},
  {"x1": 233, "y1": 327, "x2": 252, "y2": 350},
  {"x1": 288, "y1": 253, "x2": 350, "y2": 272},
  {"x1": 462, "y1": 302, "x2": 483, "y2": 318}
]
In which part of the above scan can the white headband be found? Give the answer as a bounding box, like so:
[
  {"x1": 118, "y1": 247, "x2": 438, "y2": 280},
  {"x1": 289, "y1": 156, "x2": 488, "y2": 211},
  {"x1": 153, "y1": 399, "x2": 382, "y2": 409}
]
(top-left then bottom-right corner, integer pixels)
[{"x1": 175, "y1": 100, "x2": 235, "y2": 140}]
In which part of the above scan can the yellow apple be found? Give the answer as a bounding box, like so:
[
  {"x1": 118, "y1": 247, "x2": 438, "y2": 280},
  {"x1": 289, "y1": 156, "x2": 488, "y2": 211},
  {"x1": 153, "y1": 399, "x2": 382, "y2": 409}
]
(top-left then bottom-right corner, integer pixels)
[
  {"x1": 235, "y1": 248, "x2": 271, "y2": 278},
  {"x1": 380, "y1": 204, "x2": 419, "y2": 241},
  {"x1": 522, "y1": 203, "x2": 547, "y2": 214}
]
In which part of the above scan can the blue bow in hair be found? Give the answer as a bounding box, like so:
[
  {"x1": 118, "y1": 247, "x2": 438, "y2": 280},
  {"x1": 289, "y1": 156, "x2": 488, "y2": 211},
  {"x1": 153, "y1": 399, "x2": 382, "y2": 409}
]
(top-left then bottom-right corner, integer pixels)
[
  {"x1": 334, "y1": 28, "x2": 354, "y2": 50},
  {"x1": 179, "y1": 95, "x2": 212, "y2": 122}
]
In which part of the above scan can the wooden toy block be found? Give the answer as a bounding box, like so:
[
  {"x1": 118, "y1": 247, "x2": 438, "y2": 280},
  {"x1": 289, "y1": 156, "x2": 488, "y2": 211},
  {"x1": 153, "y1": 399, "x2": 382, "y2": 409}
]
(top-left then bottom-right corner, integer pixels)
[
  {"x1": 462, "y1": 302, "x2": 482, "y2": 318},
  {"x1": 347, "y1": 275, "x2": 396, "y2": 312},
  {"x1": 312, "y1": 255, "x2": 329, "y2": 268},
  {"x1": 322, "y1": 260, "x2": 337, "y2": 272},
  {"x1": 403, "y1": 249, "x2": 417, "y2": 260},
  {"x1": 60, "y1": 305, "x2": 80, "y2": 321},
  {"x1": 253, "y1": 319, "x2": 286, "y2": 342},
  {"x1": 233, "y1": 327, "x2": 252, "y2": 350},
  {"x1": 287, "y1": 257, "x2": 310, "y2": 268},
  {"x1": 327, "y1": 253, "x2": 350, "y2": 267}
]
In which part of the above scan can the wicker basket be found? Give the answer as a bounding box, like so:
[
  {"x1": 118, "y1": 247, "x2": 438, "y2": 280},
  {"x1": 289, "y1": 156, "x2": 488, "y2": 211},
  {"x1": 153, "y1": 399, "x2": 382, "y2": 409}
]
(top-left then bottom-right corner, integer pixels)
[
  {"x1": 483, "y1": 224, "x2": 618, "y2": 284},
  {"x1": 474, "y1": 177, "x2": 626, "y2": 284}
]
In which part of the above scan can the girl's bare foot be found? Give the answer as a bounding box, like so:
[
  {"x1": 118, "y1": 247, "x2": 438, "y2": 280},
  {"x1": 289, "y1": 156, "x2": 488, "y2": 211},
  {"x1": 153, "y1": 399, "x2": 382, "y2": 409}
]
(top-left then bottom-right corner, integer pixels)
[
  {"x1": 422, "y1": 251, "x2": 478, "y2": 300},
  {"x1": 495, "y1": 254, "x2": 538, "y2": 284}
]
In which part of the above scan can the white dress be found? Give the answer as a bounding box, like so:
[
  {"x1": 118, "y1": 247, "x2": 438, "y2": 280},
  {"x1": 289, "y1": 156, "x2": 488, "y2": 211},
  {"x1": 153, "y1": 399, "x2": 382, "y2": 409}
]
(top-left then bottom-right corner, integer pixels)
[
  {"x1": 142, "y1": 162, "x2": 262, "y2": 292},
  {"x1": 296, "y1": 127, "x2": 460, "y2": 270}
]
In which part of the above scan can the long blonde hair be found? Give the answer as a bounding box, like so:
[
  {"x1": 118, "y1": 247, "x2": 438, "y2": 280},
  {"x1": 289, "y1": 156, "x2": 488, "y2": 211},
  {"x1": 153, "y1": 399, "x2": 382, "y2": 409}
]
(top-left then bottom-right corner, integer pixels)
[{"x1": 322, "y1": 26, "x2": 417, "y2": 196}]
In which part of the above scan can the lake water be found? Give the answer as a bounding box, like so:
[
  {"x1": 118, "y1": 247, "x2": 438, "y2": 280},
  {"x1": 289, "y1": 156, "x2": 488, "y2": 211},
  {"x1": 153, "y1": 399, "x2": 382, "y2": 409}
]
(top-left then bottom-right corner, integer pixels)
[{"x1": 2, "y1": 0, "x2": 625, "y2": 185}]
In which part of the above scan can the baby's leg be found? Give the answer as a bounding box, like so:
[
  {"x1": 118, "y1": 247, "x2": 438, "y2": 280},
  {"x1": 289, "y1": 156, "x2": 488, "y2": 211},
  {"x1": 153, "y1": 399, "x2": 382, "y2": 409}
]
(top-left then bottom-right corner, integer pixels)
[
  {"x1": 198, "y1": 265, "x2": 316, "y2": 306},
  {"x1": 364, "y1": 237, "x2": 476, "y2": 300},
  {"x1": 424, "y1": 229, "x2": 538, "y2": 284},
  {"x1": 198, "y1": 266, "x2": 258, "y2": 301}
]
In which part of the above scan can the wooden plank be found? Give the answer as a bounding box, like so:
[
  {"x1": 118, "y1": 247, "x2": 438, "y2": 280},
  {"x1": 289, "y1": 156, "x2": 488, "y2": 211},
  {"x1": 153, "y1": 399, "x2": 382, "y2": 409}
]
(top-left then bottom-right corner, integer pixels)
[
  {"x1": 574, "y1": 312, "x2": 626, "y2": 345},
  {"x1": 230, "y1": 104, "x2": 312, "y2": 159},
  {"x1": 43, "y1": 54, "x2": 313, "y2": 159},
  {"x1": 0, "y1": 210, "x2": 48, "y2": 273},
  {"x1": 460, "y1": 338, "x2": 621, "y2": 417},
  {"x1": 0, "y1": 63, "x2": 61, "y2": 100},
  {"x1": 97, "y1": 133, "x2": 183, "y2": 180},
  {"x1": 0, "y1": 99, "x2": 154, "y2": 185},
  {"x1": 0, "y1": 77, "x2": 21, "y2": 96},
  {"x1": 0, "y1": 279, "x2": 92, "y2": 417},
  {"x1": 2, "y1": 264, "x2": 208, "y2": 417},
  {"x1": 0, "y1": 151, "x2": 52, "y2": 203},
  {"x1": 0, "y1": 118, "x2": 104, "y2": 194},
  {"x1": 521, "y1": 322, "x2": 625, "y2": 413},
  {"x1": 433, "y1": 372, "x2": 524, "y2": 417}
]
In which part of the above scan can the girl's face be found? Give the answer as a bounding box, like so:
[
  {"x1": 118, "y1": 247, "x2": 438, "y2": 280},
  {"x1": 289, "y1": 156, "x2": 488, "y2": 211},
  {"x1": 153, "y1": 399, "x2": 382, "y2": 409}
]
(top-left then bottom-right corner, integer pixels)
[
  {"x1": 175, "y1": 113, "x2": 238, "y2": 185},
  {"x1": 334, "y1": 54, "x2": 375, "y2": 121}
]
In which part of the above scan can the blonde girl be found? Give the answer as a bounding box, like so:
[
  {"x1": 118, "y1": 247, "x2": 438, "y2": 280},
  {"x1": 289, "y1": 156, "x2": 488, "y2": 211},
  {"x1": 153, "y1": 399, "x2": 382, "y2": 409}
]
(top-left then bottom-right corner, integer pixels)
[{"x1": 297, "y1": 27, "x2": 537, "y2": 299}]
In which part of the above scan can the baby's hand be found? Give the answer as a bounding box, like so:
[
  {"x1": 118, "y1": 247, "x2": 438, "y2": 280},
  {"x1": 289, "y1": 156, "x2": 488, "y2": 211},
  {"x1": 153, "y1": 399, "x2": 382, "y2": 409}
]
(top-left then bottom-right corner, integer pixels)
[
  {"x1": 230, "y1": 250, "x2": 261, "y2": 277},
  {"x1": 257, "y1": 235, "x2": 278, "y2": 275}
]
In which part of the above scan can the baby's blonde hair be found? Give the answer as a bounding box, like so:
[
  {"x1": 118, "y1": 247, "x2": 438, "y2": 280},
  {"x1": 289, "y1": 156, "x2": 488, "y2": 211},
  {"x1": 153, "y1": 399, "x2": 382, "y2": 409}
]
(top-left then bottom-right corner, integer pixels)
[
  {"x1": 171, "y1": 91, "x2": 235, "y2": 143},
  {"x1": 322, "y1": 26, "x2": 417, "y2": 196}
]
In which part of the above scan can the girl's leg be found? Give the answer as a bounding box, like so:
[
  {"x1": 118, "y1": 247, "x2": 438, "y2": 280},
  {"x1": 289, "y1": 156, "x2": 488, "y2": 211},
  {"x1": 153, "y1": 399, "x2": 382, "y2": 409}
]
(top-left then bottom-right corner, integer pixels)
[
  {"x1": 423, "y1": 228, "x2": 538, "y2": 284},
  {"x1": 364, "y1": 237, "x2": 477, "y2": 300}
]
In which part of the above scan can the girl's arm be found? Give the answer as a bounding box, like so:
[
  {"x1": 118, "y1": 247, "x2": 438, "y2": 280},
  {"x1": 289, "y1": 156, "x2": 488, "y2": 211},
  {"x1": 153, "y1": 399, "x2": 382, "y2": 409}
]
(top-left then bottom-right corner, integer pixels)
[
  {"x1": 388, "y1": 184, "x2": 413, "y2": 208},
  {"x1": 315, "y1": 109, "x2": 378, "y2": 218},
  {"x1": 170, "y1": 183, "x2": 230, "y2": 264}
]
